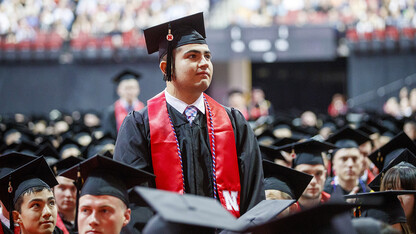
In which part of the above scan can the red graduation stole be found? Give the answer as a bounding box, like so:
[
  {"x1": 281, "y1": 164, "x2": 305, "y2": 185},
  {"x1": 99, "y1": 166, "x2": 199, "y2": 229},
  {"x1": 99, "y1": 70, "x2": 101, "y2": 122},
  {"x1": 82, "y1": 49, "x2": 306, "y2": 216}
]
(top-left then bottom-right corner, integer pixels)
[
  {"x1": 114, "y1": 99, "x2": 144, "y2": 131},
  {"x1": 148, "y1": 92, "x2": 241, "y2": 217},
  {"x1": 55, "y1": 214, "x2": 70, "y2": 234}
]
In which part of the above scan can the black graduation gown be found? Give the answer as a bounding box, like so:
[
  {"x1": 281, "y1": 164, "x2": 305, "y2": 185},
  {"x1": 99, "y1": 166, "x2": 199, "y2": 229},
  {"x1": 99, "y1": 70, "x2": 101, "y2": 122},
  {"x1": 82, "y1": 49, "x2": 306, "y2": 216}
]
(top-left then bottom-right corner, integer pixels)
[
  {"x1": 323, "y1": 177, "x2": 372, "y2": 195},
  {"x1": 114, "y1": 103, "x2": 265, "y2": 214},
  {"x1": 1, "y1": 221, "x2": 12, "y2": 234},
  {"x1": 101, "y1": 104, "x2": 117, "y2": 139}
]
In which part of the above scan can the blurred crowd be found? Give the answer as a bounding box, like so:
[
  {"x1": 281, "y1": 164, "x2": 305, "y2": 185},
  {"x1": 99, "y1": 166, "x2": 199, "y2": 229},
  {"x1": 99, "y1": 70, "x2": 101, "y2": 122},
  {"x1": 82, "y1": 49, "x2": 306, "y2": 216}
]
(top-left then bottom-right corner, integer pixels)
[
  {"x1": 229, "y1": 0, "x2": 416, "y2": 32},
  {"x1": 384, "y1": 86, "x2": 416, "y2": 119},
  {"x1": 1, "y1": 0, "x2": 415, "y2": 47}
]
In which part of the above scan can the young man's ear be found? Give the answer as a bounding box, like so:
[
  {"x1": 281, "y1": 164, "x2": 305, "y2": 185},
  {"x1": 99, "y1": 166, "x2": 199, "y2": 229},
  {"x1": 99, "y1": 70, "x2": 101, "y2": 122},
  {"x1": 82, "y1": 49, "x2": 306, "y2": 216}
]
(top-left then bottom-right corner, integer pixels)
[
  {"x1": 288, "y1": 202, "x2": 299, "y2": 214},
  {"x1": 122, "y1": 208, "x2": 132, "y2": 227},
  {"x1": 12, "y1": 210, "x2": 22, "y2": 224},
  {"x1": 159, "y1": 60, "x2": 167, "y2": 75}
]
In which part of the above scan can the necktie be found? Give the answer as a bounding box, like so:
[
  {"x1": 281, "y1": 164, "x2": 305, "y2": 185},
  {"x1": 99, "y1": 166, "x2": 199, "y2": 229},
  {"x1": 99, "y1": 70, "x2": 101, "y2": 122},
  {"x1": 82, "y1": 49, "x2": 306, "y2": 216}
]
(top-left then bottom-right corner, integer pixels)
[
  {"x1": 184, "y1": 105, "x2": 198, "y2": 125},
  {"x1": 127, "y1": 105, "x2": 134, "y2": 113}
]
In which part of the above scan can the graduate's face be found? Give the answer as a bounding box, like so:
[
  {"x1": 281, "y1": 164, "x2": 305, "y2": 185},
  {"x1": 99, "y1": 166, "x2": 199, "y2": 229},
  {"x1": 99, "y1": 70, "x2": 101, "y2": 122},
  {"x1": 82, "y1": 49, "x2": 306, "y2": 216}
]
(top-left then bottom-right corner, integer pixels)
[
  {"x1": 54, "y1": 176, "x2": 77, "y2": 214},
  {"x1": 14, "y1": 189, "x2": 57, "y2": 234},
  {"x1": 295, "y1": 164, "x2": 326, "y2": 200},
  {"x1": 332, "y1": 148, "x2": 362, "y2": 182},
  {"x1": 117, "y1": 79, "x2": 140, "y2": 102},
  {"x1": 170, "y1": 43, "x2": 213, "y2": 95},
  {"x1": 78, "y1": 195, "x2": 131, "y2": 234}
]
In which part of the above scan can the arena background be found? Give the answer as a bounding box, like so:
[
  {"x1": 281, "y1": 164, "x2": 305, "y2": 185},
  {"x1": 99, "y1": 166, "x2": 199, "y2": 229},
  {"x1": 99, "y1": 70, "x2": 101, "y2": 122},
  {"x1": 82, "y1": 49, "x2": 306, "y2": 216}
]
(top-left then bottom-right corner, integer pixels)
[{"x1": 1, "y1": 0, "x2": 416, "y2": 116}]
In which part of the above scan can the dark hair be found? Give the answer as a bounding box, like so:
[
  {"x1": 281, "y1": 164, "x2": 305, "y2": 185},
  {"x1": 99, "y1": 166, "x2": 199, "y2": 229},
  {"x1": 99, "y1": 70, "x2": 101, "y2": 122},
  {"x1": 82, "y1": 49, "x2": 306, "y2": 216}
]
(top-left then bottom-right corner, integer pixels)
[
  {"x1": 14, "y1": 187, "x2": 52, "y2": 213},
  {"x1": 380, "y1": 162, "x2": 416, "y2": 233}
]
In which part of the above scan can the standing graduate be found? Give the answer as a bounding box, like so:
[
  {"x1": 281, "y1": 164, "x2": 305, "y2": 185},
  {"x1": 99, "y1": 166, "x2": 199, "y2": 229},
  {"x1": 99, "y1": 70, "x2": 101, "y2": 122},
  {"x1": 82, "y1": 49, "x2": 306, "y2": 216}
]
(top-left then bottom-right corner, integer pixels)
[
  {"x1": 114, "y1": 12, "x2": 265, "y2": 218},
  {"x1": 275, "y1": 139, "x2": 337, "y2": 210},
  {"x1": 101, "y1": 69, "x2": 145, "y2": 139}
]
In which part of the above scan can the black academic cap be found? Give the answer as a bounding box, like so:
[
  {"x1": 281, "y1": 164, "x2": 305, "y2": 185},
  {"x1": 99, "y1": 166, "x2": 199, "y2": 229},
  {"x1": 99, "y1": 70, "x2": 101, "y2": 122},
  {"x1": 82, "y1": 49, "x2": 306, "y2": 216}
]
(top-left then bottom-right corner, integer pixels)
[
  {"x1": 49, "y1": 156, "x2": 84, "y2": 176},
  {"x1": 263, "y1": 160, "x2": 313, "y2": 200},
  {"x1": 143, "y1": 12, "x2": 206, "y2": 81},
  {"x1": 15, "y1": 140, "x2": 39, "y2": 155},
  {"x1": 136, "y1": 187, "x2": 242, "y2": 233},
  {"x1": 35, "y1": 142, "x2": 60, "y2": 159},
  {"x1": 326, "y1": 126, "x2": 371, "y2": 148},
  {"x1": 275, "y1": 139, "x2": 337, "y2": 167},
  {"x1": 0, "y1": 156, "x2": 58, "y2": 212},
  {"x1": 259, "y1": 144, "x2": 286, "y2": 162},
  {"x1": 368, "y1": 132, "x2": 416, "y2": 171},
  {"x1": 344, "y1": 190, "x2": 416, "y2": 225},
  {"x1": 113, "y1": 69, "x2": 141, "y2": 84},
  {"x1": 368, "y1": 149, "x2": 416, "y2": 191},
  {"x1": 0, "y1": 152, "x2": 37, "y2": 178},
  {"x1": 256, "y1": 129, "x2": 276, "y2": 146},
  {"x1": 58, "y1": 137, "x2": 82, "y2": 155},
  {"x1": 219, "y1": 199, "x2": 296, "y2": 234},
  {"x1": 272, "y1": 137, "x2": 300, "y2": 147},
  {"x1": 60, "y1": 155, "x2": 154, "y2": 206},
  {"x1": 357, "y1": 123, "x2": 380, "y2": 136},
  {"x1": 245, "y1": 199, "x2": 357, "y2": 234}
]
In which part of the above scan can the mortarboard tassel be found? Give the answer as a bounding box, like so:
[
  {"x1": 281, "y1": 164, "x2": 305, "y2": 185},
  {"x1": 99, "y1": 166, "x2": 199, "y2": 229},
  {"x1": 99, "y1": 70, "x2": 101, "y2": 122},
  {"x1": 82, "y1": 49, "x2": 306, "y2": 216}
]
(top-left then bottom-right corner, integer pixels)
[
  {"x1": 166, "y1": 23, "x2": 174, "y2": 82},
  {"x1": 73, "y1": 165, "x2": 83, "y2": 231},
  {"x1": 8, "y1": 175, "x2": 14, "y2": 232}
]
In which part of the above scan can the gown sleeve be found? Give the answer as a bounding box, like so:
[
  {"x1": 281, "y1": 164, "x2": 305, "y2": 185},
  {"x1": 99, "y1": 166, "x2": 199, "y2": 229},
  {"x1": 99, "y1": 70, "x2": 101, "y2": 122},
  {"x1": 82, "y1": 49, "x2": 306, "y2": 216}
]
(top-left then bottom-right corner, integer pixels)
[
  {"x1": 113, "y1": 108, "x2": 153, "y2": 174},
  {"x1": 227, "y1": 107, "x2": 265, "y2": 214}
]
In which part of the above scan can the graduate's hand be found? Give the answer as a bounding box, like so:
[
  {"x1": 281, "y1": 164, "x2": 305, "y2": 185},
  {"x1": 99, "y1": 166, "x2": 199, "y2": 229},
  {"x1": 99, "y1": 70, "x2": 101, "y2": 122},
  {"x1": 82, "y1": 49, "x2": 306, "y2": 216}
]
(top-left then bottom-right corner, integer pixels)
[{"x1": 345, "y1": 186, "x2": 360, "y2": 203}]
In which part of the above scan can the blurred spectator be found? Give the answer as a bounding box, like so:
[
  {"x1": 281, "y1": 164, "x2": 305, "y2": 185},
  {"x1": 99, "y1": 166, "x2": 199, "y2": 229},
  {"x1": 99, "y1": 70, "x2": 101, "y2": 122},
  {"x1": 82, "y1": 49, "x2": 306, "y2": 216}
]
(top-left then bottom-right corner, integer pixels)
[
  {"x1": 328, "y1": 93, "x2": 348, "y2": 117},
  {"x1": 383, "y1": 97, "x2": 402, "y2": 119},
  {"x1": 248, "y1": 87, "x2": 274, "y2": 121},
  {"x1": 227, "y1": 89, "x2": 249, "y2": 120},
  {"x1": 0, "y1": 0, "x2": 75, "y2": 42},
  {"x1": 404, "y1": 120, "x2": 416, "y2": 142}
]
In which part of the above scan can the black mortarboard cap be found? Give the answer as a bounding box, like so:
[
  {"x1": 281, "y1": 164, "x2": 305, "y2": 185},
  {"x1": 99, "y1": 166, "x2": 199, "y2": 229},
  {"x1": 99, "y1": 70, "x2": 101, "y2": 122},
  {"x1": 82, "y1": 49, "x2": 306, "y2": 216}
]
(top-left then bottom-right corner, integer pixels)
[
  {"x1": 326, "y1": 126, "x2": 371, "y2": 148},
  {"x1": 136, "y1": 187, "x2": 242, "y2": 233},
  {"x1": 143, "y1": 12, "x2": 206, "y2": 81},
  {"x1": 219, "y1": 199, "x2": 296, "y2": 234},
  {"x1": 49, "y1": 156, "x2": 84, "y2": 176},
  {"x1": 368, "y1": 149, "x2": 416, "y2": 191},
  {"x1": 263, "y1": 160, "x2": 312, "y2": 200},
  {"x1": 0, "y1": 152, "x2": 37, "y2": 179},
  {"x1": 58, "y1": 137, "x2": 82, "y2": 156},
  {"x1": 259, "y1": 144, "x2": 286, "y2": 162},
  {"x1": 357, "y1": 123, "x2": 379, "y2": 136},
  {"x1": 368, "y1": 132, "x2": 416, "y2": 171},
  {"x1": 256, "y1": 129, "x2": 276, "y2": 146},
  {"x1": 344, "y1": 190, "x2": 416, "y2": 225},
  {"x1": 245, "y1": 199, "x2": 357, "y2": 234},
  {"x1": 0, "y1": 156, "x2": 58, "y2": 228},
  {"x1": 15, "y1": 140, "x2": 39, "y2": 155},
  {"x1": 275, "y1": 139, "x2": 337, "y2": 167},
  {"x1": 35, "y1": 142, "x2": 60, "y2": 159},
  {"x1": 272, "y1": 137, "x2": 300, "y2": 147},
  {"x1": 60, "y1": 155, "x2": 154, "y2": 206},
  {"x1": 112, "y1": 69, "x2": 141, "y2": 84}
]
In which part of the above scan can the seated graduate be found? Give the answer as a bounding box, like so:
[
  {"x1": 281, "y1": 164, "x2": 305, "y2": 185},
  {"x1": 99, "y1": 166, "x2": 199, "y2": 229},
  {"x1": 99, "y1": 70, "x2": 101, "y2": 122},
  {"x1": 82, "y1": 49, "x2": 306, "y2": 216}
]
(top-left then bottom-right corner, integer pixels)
[
  {"x1": 0, "y1": 156, "x2": 63, "y2": 234},
  {"x1": 345, "y1": 190, "x2": 416, "y2": 234},
  {"x1": 136, "y1": 186, "x2": 292, "y2": 234},
  {"x1": 324, "y1": 126, "x2": 372, "y2": 195},
  {"x1": 275, "y1": 139, "x2": 337, "y2": 210},
  {"x1": 368, "y1": 148, "x2": 416, "y2": 233},
  {"x1": 50, "y1": 156, "x2": 84, "y2": 234},
  {"x1": 0, "y1": 152, "x2": 37, "y2": 234},
  {"x1": 263, "y1": 159, "x2": 312, "y2": 216},
  {"x1": 368, "y1": 131, "x2": 416, "y2": 186},
  {"x1": 59, "y1": 155, "x2": 154, "y2": 234},
  {"x1": 244, "y1": 189, "x2": 357, "y2": 234}
]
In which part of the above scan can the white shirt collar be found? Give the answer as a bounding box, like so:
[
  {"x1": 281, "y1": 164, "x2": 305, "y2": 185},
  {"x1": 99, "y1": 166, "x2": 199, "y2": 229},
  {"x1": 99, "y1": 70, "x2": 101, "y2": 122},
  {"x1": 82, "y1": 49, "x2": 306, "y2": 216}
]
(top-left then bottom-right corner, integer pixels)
[
  {"x1": 119, "y1": 98, "x2": 139, "y2": 108},
  {"x1": 0, "y1": 209, "x2": 10, "y2": 228},
  {"x1": 164, "y1": 89, "x2": 205, "y2": 114}
]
